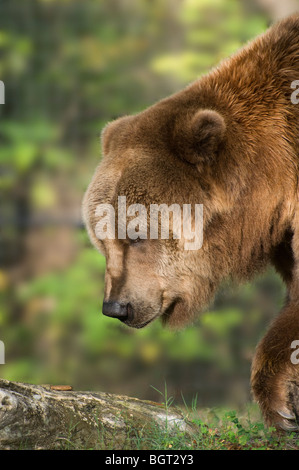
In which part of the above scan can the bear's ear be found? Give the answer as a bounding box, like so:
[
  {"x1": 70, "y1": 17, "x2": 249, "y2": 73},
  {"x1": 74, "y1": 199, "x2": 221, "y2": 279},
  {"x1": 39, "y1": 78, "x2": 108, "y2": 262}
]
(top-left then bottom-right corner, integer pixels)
[
  {"x1": 176, "y1": 109, "x2": 226, "y2": 165},
  {"x1": 101, "y1": 115, "x2": 132, "y2": 155},
  {"x1": 101, "y1": 118, "x2": 122, "y2": 155}
]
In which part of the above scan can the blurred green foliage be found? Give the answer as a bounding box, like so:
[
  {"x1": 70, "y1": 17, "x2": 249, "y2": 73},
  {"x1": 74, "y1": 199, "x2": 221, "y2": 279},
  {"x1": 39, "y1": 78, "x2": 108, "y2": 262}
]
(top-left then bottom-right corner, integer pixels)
[{"x1": 0, "y1": 0, "x2": 284, "y2": 408}]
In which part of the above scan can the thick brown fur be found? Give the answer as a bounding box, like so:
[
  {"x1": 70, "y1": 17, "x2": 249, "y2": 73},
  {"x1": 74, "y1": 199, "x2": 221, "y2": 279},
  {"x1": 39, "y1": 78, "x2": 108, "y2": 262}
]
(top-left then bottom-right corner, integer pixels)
[{"x1": 83, "y1": 15, "x2": 299, "y2": 430}]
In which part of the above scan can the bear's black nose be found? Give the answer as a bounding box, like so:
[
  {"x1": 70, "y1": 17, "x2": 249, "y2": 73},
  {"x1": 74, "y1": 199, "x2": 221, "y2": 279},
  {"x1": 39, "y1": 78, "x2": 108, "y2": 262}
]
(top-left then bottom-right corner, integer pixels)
[{"x1": 102, "y1": 301, "x2": 128, "y2": 321}]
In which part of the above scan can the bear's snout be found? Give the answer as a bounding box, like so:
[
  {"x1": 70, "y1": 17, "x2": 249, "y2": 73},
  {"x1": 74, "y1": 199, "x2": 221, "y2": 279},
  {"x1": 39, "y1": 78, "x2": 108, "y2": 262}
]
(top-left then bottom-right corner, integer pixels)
[{"x1": 102, "y1": 299, "x2": 159, "y2": 329}]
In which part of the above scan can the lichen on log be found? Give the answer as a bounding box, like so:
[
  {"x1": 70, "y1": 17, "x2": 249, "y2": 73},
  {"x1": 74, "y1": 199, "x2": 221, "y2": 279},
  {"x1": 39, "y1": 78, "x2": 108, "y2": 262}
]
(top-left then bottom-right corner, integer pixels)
[{"x1": 0, "y1": 379, "x2": 194, "y2": 450}]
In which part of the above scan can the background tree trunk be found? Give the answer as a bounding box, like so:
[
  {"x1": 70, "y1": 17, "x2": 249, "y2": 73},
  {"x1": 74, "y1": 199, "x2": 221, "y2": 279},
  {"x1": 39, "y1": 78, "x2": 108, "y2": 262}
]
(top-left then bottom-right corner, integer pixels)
[{"x1": 0, "y1": 379, "x2": 194, "y2": 450}]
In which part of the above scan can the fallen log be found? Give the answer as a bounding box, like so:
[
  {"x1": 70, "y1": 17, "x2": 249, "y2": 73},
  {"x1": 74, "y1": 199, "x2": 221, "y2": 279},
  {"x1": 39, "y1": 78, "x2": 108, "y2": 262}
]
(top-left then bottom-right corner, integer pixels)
[{"x1": 0, "y1": 379, "x2": 195, "y2": 450}]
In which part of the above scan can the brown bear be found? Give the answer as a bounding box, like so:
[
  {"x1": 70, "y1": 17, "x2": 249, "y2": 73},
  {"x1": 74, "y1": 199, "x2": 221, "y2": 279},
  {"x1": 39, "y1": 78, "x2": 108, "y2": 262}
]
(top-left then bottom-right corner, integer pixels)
[{"x1": 82, "y1": 14, "x2": 299, "y2": 431}]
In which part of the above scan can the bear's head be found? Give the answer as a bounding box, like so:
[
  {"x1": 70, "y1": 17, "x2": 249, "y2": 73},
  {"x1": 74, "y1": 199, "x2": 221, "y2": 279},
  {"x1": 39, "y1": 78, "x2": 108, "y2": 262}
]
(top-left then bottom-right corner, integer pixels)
[{"x1": 83, "y1": 86, "x2": 295, "y2": 329}]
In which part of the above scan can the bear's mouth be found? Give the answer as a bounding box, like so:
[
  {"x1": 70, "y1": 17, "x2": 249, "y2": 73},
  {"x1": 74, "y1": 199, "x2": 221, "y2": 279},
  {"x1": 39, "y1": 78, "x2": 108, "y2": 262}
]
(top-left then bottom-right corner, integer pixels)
[
  {"x1": 160, "y1": 298, "x2": 180, "y2": 326},
  {"x1": 123, "y1": 299, "x2": 180, "y2": 329}
]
